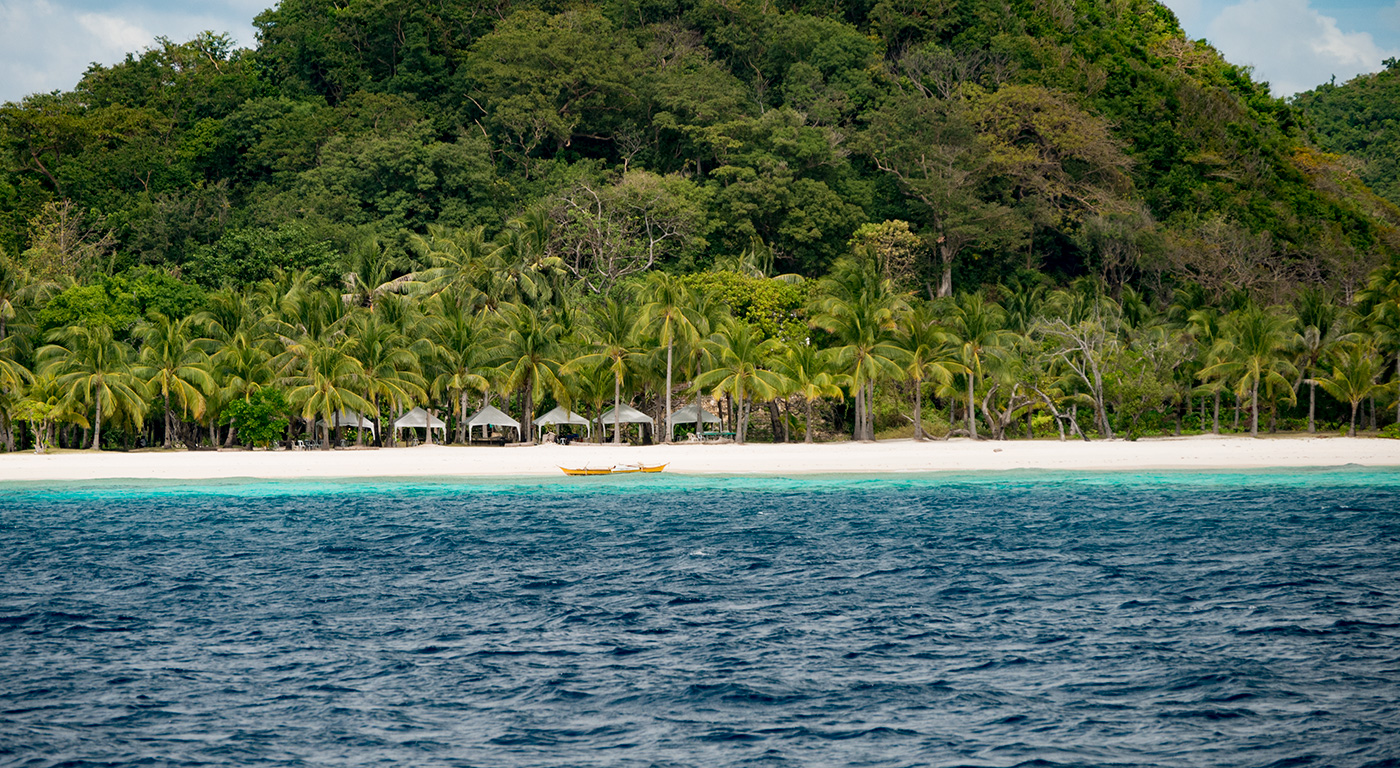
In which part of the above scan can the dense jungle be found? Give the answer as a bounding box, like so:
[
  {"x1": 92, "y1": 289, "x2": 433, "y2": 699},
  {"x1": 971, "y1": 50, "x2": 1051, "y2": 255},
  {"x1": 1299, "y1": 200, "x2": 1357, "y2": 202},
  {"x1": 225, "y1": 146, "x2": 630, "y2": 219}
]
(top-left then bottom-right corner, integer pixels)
[{"x1": 2, "y1": 0, "x2": 1399, "y2": 450}]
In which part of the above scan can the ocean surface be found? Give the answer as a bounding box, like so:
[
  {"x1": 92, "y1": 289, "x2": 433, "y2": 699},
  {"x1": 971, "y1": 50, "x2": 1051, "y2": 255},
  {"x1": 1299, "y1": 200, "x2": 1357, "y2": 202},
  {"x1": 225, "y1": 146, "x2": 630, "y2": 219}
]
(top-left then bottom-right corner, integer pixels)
[{"x1": 2, "y1": 469, "x2": 1399, "y2": 767}]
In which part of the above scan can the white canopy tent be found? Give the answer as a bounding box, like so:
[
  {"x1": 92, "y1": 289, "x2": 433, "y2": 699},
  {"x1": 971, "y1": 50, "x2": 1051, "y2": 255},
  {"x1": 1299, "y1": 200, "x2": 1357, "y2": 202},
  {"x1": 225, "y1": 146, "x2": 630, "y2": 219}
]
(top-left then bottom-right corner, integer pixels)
[
  {"x1": 598, "y1": 403, "x2": 653, "y2": 425},
  {"x1": 314, "y1": 409, "x2": 378, "y2": 436},
  {"x1": 535, "y1": 405, "x2": 591, "y2": 439},
  {"x1": 598, "y1": 403, "x2": 654, "y2": 442},
  {"x1": 466, "y1": 404, "x2": 521, "y2": 442},
  {"x1": 393, "y1": 407, "x2": 447, "y2": 442},
  {"x1": 668, "y1": 403, "x2": 721, "y2": 438}
]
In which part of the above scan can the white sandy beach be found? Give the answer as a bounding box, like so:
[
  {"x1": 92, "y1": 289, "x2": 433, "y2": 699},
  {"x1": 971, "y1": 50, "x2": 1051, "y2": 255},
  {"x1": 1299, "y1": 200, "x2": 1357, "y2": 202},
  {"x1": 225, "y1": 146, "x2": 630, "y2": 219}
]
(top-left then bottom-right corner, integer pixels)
[{"x1": 0, "y1": 435, "x2": 1397, "y2": 482}]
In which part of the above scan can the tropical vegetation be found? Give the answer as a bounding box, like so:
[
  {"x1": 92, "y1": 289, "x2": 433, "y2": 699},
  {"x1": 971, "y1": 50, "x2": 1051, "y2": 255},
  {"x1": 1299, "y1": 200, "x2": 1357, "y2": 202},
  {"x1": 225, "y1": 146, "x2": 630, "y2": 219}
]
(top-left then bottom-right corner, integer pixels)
[{"x1": 1, "y1": 0, "x2": 1399, "y2": 450}]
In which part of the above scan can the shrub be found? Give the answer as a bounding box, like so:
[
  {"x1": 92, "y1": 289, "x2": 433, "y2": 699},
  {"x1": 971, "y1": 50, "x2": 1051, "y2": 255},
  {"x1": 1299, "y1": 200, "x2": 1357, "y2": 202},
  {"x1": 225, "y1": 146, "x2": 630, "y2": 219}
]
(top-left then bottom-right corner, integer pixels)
[{"x1": 225, "y1": 388, "x2": 290, "y2": 448}]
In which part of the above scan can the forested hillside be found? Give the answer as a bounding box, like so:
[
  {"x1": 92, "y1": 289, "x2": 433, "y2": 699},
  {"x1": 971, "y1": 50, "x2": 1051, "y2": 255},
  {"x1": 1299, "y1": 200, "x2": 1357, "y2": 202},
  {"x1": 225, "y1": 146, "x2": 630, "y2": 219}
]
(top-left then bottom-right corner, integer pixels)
[
  {"x1": 1, "y1": 0, "x2": 1399, "y2": 452},
  {"x1": 3, "y1": 0, "x2": 1396, "y2": 298},
  {"x1": 1294, "y1": 59, "x2": 1400, "y2": 213}
]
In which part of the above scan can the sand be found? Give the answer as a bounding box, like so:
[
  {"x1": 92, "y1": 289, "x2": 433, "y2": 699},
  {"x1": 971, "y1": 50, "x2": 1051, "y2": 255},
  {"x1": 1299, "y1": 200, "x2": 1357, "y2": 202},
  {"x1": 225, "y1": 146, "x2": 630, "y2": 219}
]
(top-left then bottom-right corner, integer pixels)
[{"x1": 0, "y1": 435, "x2": 1397, "y2": 482}]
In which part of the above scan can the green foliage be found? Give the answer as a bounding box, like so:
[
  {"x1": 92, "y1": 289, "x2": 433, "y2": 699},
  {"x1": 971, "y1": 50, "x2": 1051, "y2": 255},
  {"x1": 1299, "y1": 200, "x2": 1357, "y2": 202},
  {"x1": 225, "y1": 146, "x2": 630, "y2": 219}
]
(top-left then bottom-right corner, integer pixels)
[
  {"x1": 681, "y1": 270, "x2": 808, "y2": 339},
  {"x1": 38, "y1": 278, "x2": 139, "y2": 334},
  {"x1": 127, "y1": 268, "x2": 207, "y2": 319},
  {"x1": 1294, "y1": 66, "x2": 1400, "y2": 208},
  {"x1": 0, "y1": 0, "x2": 1398, "y2": 341},
  {"x1": 185, "y1": 225, "x2": 339, "y2": 287},
  {"x1": 224, "y1": 387, "x2": 290, "y2": 448}
]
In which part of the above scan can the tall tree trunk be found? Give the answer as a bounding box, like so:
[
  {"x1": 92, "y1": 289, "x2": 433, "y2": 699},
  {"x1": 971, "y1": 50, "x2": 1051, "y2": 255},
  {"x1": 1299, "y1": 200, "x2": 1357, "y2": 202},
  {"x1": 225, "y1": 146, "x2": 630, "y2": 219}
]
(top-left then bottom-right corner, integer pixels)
[
  {"x1": 853, "y1": 382, "x2": 864, "y2": 441},
  {"x1": 321, "y1": 415, "x2": 331, "y2": 450},
  {"x1": 1213, "y1": 391, "x2": 1220, "y2": 434},
  {"x1": 1308, "y1": 382, "x2": 1316, "y2": 433},
  {"x1": 938, "y1": 242, "x2": 953, "y2": 298},
  {"x1": 90, "y1": 396, "x2": 102, "y2": 450},
  {"x1": 458, "y1": 390, "x2": 468, "y2": 443},
  {"x1": 913, "y1": 380, "x2": 923, "y2": 441},
  {"x1": 862, "y1": 380, "x2": 873, "y2": 439},
  {"x1": 966, "y1": 375, "x2": 977, "y2": 439},
  {"x1": 805, "y1": 399, "x2": 814, "y2": 443},
  {"x1": 613, "y1": 374, "x2": 623, "y2": 444},
  {"x1": 163, "y1": 391, "x2": 173, "y2": 449},
  {"x1": 767, "y1": 400, "x2": 783, "y2": 443},
  {"x1": 1349, "y1": 401, "x2": 1358, "y2": 437},
  {"x1": 1250, "y1": 379, "x2": 1259, "y2": 437},
  {"x1": 664, "y1": 342, "x2": 673, "y2": 443}
]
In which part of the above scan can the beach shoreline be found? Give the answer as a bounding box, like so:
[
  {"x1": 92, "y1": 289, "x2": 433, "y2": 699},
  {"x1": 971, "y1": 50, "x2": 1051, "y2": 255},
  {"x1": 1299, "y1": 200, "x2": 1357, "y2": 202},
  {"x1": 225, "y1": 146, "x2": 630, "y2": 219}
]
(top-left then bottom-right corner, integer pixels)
[{"x1": 1, "y1": 435, "x2": 1397, "y2": 482}]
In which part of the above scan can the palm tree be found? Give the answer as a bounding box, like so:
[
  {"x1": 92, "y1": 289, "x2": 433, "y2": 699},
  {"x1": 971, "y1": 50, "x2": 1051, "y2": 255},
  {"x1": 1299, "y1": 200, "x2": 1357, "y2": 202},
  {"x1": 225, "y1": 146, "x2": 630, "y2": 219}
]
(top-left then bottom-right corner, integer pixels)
[
  {"x1": 771, "y1": 340, "x2": 842, "y2": 443},
  {"x1": 340, "y1": 235, "x2": 413, "y2": 309},
  {"x1": 897, "y1": 302, "x2": 967, "y2": 440},
  {"x1": 209, "y1": 330, "x2": 273, "y2": 445},
  {"x1": 424, "y1": 294, "x2": 490, "y2": 443},
  {"x1": 277, "y1": 337, "x2": 374, "y2": 449},
  {"x1": 0, "y1": 252, "x2": 51, "y2": 342},
  {"x1": 1199, "y1": 306, "x2": 1298, "y2": 437},
  {"x1": 1356, "y1": 263, "x2": 1400, "y2": 423},
  {"x1": 38, "y1": 325, "x2": 148, "y2": 449},
  {"x1": 1292, "y1": 287, "x2": 1342, "y2": 433},
  {"x1": 641, "y1": 272, "x2": 700, "y2": 443},
  {"x1": 942, "y1": 293, "x2": 1012, "y2": 439},
  {"x1": 488, "y1": 213, "x2": 568, "y2": 309},
  {"x1": 693, "y1": 319, "x2": 784, "y2": 444},
  {"x1": 407, "y1": 224, "x2": 495, "y2": 303},
  {"x1": 133, "y1": 314, "x2": 215, "y2": 448},
  {"x1": 0, "y1": 335, "x2": 34, "y2": 451},
  {"x1": 495, "y1": 302, "x2": 568, "y2": 441},
  {"x1": 347, "y1": 311, "x2": 427, "y2": 445},
  {"x1": 566, "y1": 299, "x2": 648, "y2": 444},
  {"x1": 1186, "y1": 306, "x2": 1226, "y2": 433},
  {"x1": 563, "y1": 357, "x2": 616, "y2": 443},
  {"x1": 1312, "y1": 341, "x2": 1392, "y2": 436},
  {"x1": 811, "y1": 257, "x2": 907, "y2": 441}
]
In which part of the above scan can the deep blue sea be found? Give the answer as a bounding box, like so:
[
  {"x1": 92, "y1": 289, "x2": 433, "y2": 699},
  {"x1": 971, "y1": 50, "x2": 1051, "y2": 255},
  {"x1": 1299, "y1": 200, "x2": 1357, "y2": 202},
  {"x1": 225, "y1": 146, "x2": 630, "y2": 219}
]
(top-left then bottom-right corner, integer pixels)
[{"x1": 2, "y1": 470, "x2": 1399, "y2": 768}]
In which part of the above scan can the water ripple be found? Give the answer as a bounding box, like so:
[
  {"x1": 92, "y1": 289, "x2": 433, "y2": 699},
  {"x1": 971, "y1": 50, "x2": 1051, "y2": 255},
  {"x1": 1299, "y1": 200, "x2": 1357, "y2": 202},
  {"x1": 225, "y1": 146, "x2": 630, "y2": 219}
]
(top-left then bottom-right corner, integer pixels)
[{"x1": 1, "y1": 473, "x2": 1398, "y2": 767}]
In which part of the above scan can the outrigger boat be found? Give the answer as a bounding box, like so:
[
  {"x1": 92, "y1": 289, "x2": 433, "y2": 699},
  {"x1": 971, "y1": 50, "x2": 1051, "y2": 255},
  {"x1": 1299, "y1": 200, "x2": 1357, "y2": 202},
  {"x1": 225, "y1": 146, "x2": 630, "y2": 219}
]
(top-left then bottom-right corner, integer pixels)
[{"x1": 559, "y1": 462, "x2": 668, "y2": 476}]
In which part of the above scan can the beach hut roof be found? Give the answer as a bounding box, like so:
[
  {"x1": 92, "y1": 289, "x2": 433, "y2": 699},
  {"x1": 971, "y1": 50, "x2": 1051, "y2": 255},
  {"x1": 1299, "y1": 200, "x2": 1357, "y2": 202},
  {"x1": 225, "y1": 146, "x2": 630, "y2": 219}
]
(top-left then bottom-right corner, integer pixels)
[
  {"x1": 393, "y1": 406, "x2": 446, "y2": 431},
  {"x1": 466, "y1": 404, "x2": 520, "y2": 429},
  {"x1": 536, "y1": 406, "x2": 590, "y2": 427},
  {"x1": 315, "y1": 409, "x2": 378, "y2": 435},
  {"x1": 598, "y1": 403, "x2": 653, "y2": 424},
  {"x1": 669, "y1": 403, "x2": 720, "y2": 424}
]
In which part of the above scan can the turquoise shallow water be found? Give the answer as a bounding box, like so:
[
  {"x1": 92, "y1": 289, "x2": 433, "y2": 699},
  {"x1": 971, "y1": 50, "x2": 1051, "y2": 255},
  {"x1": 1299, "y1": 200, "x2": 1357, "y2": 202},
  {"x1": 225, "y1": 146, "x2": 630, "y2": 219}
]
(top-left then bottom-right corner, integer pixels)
[
  {"x1": 6, "y1": 464, "x2": 1400, "y2": 498},
  {"x1": 2, "y1": 469, "x2": 1398, "y2": 767}
]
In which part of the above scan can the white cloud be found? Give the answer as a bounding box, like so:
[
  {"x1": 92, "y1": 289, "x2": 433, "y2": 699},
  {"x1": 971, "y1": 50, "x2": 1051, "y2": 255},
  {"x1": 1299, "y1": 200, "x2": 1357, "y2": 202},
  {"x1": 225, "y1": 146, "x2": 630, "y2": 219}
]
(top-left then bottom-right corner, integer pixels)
[
  {"x1": 0, "y1": 1, "x2": 257, "y2": 104},
  {"x1": 1207, "y1": 0, "x2": 1400, "y2": 95},
  {"x1": 77, "y1": 12, "x2": 153, "y2": 52}
]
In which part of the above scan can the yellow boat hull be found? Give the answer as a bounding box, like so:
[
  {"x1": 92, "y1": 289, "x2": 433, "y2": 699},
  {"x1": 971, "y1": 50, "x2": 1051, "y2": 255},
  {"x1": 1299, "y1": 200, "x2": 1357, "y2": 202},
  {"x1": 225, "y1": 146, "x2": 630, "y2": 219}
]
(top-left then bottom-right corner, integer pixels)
[{"x1": 559, "y1": 463, "x2": 667, "y2": 476}]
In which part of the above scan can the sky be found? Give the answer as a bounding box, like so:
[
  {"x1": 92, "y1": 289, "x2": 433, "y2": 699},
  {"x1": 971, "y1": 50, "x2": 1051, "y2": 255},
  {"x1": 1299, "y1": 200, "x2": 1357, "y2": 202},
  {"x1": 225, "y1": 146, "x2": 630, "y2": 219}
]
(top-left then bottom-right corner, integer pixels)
[
  {"x1": 0, "y1": 0, "x2": 1398, "y2": 104},
  {"x1": 1160, "y1": 0, "x2": 1400, "y2": 95}
]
